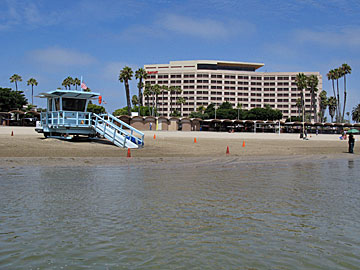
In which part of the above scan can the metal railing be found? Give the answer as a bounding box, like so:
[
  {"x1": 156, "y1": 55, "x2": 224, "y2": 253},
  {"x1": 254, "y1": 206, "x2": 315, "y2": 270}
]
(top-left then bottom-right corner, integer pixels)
[
  {"x1": 40, "y1": 111, "x2": 92, "y2": 127},
  {"x1": 93, "y1": 113, "x2": 144, "y2": 148}
]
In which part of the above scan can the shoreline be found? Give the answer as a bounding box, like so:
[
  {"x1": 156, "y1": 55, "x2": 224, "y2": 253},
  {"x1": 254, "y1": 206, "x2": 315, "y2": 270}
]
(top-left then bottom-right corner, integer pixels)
[{"x1": 1, "y1": 126, "x2": 358, "y2": 167}]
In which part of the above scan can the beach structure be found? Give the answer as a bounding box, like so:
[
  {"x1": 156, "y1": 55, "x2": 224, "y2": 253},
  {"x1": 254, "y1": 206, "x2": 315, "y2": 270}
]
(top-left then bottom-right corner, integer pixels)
[
  {"x1": 35, "y1": 89, "x2": 144, "y2": 148},
  {"x1": 143, "y1": 60, "x2": 322, "y2": 120}
]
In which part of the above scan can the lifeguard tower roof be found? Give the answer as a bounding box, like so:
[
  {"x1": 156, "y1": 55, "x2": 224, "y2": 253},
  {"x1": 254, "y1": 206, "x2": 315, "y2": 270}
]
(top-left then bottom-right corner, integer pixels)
[{"x1": 37, "y1": 90, "x2": 100, "y2": 99}]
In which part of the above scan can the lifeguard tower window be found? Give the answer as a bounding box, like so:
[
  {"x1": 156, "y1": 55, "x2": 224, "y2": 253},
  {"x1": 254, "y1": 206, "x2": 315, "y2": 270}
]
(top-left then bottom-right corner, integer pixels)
[{"x1": 62, "y1": 98, "x2": 86, "y2": 111}]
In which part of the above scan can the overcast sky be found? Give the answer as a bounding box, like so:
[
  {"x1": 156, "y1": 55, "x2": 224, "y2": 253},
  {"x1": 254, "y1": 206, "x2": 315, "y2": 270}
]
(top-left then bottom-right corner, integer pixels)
[{"x1": 1, "y1": 0, "x2": 359, "y2": 118}]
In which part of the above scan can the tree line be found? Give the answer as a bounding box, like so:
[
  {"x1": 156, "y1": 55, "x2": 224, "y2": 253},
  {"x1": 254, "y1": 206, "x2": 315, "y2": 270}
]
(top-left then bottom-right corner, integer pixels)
[{"x1": 118, "y1": 66, "x2": 187, "y2": 117}]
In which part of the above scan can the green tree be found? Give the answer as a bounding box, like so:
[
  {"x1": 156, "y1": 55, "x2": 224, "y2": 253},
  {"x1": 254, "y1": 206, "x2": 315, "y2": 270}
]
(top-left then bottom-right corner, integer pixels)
[
  {"x1": 174, "y1": 86, "x2": 182, "y2": 111},
  {"x1": 144, "y1": 83, "x2": 152, "y2": 112},
  {"x1": 119, "y1": 66, "x2": 133, "y2": 116},
  {"x1": 176, "y1": 97, "x2": 186, "y2": 117},
  {"x1": 236, "y1": 103, "x2": 242, "y2": 120},
  {"x1": 168, "y1": 86, "x2": 176, "y2": 114},
  {"x1": 352, "y1": 104, "x2": 360, "y2": 123},
  {"x1": 295, "y1": 73, "x2": 308, "y2": 135},
  {"x1": 328, "y1": 96, "x2": 337, "y2": 122},
  {"x1": 334, "y1": 68, "x2": 342, "y2": 121},
  {"x1": 160, "y1": 85, "x2": 169, "y2": 116},
  {"x1": 131, "y1": 95, "x2": 139, "y2": 107},
  {"x1": 307, "y1": 74, "x2": 319, "y2": 122},
  {"x1": 87, "y1": 103, "x2": 106, "y2": 114},
  {"x1": 0, "y1": 87, "x2": 27, "y2": 111},
  {"x1": 151, "y1": 84, "x2": 161, "y2": 116},
  {"x1": 62, "y1": 77, "x2": 73, "y2": 90},
  {"x1": 9, "y1": 74, "x2": 22, "y2": 92},
  {"x1": 27, "y1": 78, "x2": 38, "y2": 105},
  {"x1": 135, "y1": 68, "x2": 147, "y2": 108},
  {"x1": 319, "y1": 90, "x2": 328, "y2": 122},
  {"x1": 74, "y1": 78, "x2": 81, "y2": 90},
  {"x1": 326, "y1": 69, "x2": 338, "y2": 120},
  {"x1": 295, "y1": 98, "x2": 302, "y2": 118},
  {"x1": 341, "y1": 63, "x2": 351, "y2": 122}
]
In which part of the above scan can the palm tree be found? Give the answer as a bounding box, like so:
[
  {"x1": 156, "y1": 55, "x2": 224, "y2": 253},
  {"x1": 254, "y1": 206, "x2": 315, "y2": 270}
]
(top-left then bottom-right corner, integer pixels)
[
  {"x1": 352, "y1": 104, "x2": 360, "y2": 123},
  {"x1": 236, "y1": 103, "x2": 242, "y2": 120},
  {"x1": 296, "y1": 98, "x2": 302, "y2": 118},
  {"x1": 160, "y1": 85, "x2": 169, "y2": 116},
  {"x1": 197, "y1": 105, "x2": 206, "y2": 114},
  {"x1": 319, "y1": 90, "x2": 328, "y2": 123},
  {"x1": 62, "y1": 78, "x2": 68, "y2": 89},
  {"x1": 67, "y1": 76, "x2": 74, "y2": 90},
  {"x1": 10, "y1": 74, "x2": 22, "y2": 92},
  {"x1": 132, "y1": 95, "x2": 139, "y2": 107},
  {"x1": 307, "y1": 74, "x2": 319, "y2": 122},
  {"x1": 328, "y1": 96, "x2": 337, "y2": 122},
  {"x1": 169, "y1": 86, "x2": 176, "y2": 114},
  {"x1": 334, "y1": 68, "x2": 342, "y2": 122},
  {"x1": 295, "y1": 73, "x2": 307, "y2": 135},
  {"x1": 135, "y1": 68, "x2": 147, "y2": 108},
  {"x1": 137, "y1": 82, "x2": 143, "y2": 115},
  {"x1": 144, "y1": 83, "x2": 152, "y2": 114},
  {"x1": 119, "y1": 66, "x2": 133, "y2": 116},
  {"x1": 74, "y1": 78, "x2": 81, "y2": 90},
  {"x1": 62, "y1": 77, "x2": 73, "y2": 90},
  {"x1": 27, "y1": 78, "x2": 38, "y2": 105},
  {"x1": 176, "y1": 97, "x2": 186, "y2": 117},
  {"x1": 341, "y1": 63, "x2": 351, "y2": 122},
  {"x1": 152, "y1": 84, "x2": 161, "y2": 116},
  {"x1": 326, "y1": 70, "x2": 338, "y2": 120},
  {"x1": 174, "y1": 86, "x2": 182, "y2": 111}
]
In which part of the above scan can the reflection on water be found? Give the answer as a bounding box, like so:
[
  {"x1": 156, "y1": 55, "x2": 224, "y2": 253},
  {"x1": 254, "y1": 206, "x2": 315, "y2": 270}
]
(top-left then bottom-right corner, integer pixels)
[{"x1": 1, "y1": 158, "x2": 360, "y2": 269}]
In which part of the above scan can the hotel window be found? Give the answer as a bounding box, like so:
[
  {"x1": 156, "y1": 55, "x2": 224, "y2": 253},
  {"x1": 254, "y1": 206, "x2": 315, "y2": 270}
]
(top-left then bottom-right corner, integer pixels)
[
  {"x1": 183, "y1": 74, "x2": 195, "y2": 78},
  {"x1": 251, "y1": 82, "x2": 262, "y2": 86},
  {"x1": 278, "y1": 82, "x2": 289, "y2": 86},
  {"x1": 264, "y1": 82, "x2": 275, "y2": 86},
  {"x1": 170, "y1": 74, "x2": 181, "y2": 78},
  {"x1": 251, "y1": 76, "x2": 262, "y2": 80},
  {"x1": 238, "y1": 75, "x2": 249, "y2": 80},
  {"x1": 224, "y1": 75, "x2": 236, "y2": 79},
  {"x1": 197, "y1": 74, "x2": 209, "y2": 78},
  {"x1": 225, "y1": 81, "x2": 236, "y2": 84},
  {"x1": 183, "y1": 80, "x2": 195, "y2": 84},
  {"x1": 197, "y1": 80, "x2": 209, "y2": 83},
  {"x1": 170, "y1": 80, "x2": 181, "y2": 84},
  {"x1": 211, "y1": 74, "x2": 222, "y2": 78},
  {"x1": 158, "y1": 74, "x2": 168, "y2": 79}
]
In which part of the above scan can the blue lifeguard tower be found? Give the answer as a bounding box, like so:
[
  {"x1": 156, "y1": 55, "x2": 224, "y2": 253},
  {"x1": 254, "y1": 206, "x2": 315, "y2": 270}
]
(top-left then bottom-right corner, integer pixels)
[{"x1": 35, "y1": 89, "x2": 144, "y2": 149}]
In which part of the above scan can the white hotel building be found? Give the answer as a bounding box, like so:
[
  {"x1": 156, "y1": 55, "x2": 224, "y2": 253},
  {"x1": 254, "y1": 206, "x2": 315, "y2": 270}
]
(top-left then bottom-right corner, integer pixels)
[{"x1": 143, "y1": 60, "x2": 322, "y2": 120}]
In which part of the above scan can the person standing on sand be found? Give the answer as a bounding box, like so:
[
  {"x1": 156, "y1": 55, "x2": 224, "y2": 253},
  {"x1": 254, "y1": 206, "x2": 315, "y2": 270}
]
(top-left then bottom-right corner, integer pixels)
[{"x1": 348, "y1": 134, "x2": 355, "y2": 153}]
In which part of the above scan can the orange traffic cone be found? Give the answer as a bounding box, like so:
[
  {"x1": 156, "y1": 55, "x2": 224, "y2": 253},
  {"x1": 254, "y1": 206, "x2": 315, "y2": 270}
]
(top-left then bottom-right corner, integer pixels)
[
  {"x1": 153, "y1": 134, "x2": 156, "y2": 139},
  {"x1": 194, "y1": 138, "x2": 197, "y2": 143},
  {"x1": 226, "y1": 146, "x2": 230, "y2": 155},
  {"x1": 11, "y1": 131, "x2": 13, "y2": 136},
  {"x1": 127, "y1": 148, "x2": 131, "y2": 158},
  {"x1": 242, "y1": 141, "x2": 245, "y2": 147}
]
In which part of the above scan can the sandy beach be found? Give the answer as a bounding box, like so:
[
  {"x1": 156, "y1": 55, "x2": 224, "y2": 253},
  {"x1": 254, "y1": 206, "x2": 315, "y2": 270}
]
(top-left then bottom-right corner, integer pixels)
[{"x1": 0, "y1": 126, "x2": 358, "y2": 167}]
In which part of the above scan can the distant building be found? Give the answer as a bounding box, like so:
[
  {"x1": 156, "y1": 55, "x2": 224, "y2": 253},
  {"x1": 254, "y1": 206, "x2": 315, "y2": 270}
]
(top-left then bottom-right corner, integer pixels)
[{"x1": 143, "y1": 60, "x2": 322, "y2": 120}]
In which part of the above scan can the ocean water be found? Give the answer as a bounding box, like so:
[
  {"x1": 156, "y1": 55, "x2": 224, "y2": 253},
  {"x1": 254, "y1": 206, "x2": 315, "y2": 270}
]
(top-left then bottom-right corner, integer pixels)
[{"x1": 0, "y1": 158, "x2": 360, "y2": 270}]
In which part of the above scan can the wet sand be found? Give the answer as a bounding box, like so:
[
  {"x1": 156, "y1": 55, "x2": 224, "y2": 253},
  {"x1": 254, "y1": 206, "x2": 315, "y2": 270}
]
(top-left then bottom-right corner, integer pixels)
[{"x1": 0, "y1": 126, "x2": 358, "y2": 167}]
